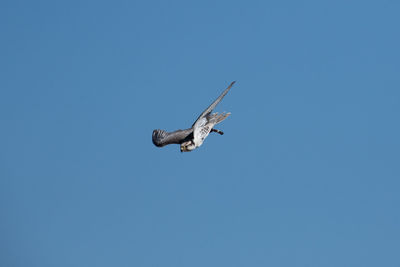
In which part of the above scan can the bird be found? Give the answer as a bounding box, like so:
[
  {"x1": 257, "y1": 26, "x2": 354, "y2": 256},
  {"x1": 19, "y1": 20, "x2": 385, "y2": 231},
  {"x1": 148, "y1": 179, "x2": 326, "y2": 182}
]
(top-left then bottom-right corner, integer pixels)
[{"x1": 152, "y1": 81, "x2": 235, "y2": 152}]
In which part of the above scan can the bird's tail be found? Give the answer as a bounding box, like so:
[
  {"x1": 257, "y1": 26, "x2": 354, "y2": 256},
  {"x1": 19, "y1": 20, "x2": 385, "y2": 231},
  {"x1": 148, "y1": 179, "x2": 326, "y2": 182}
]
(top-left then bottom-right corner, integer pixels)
[{"x1": 210, "y1": 112, "x2": 231, "y2": 125}]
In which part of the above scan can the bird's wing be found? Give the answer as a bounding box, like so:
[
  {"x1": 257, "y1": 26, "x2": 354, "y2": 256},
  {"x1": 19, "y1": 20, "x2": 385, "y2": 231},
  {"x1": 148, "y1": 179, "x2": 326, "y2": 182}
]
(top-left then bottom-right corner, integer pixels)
[
  {"x1": 152, "y1": 128, "x2": 193, "y2": 147},
  {"x1": 192, "y1": 81, "x2": 235, "y2": 127}
]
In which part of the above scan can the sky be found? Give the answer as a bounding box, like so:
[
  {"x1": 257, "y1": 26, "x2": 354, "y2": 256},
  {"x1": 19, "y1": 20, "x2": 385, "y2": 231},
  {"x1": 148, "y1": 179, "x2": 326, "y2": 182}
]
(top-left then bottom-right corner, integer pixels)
[{"x1": 1, "y1": 0, "x2": 399, "y2": 266}]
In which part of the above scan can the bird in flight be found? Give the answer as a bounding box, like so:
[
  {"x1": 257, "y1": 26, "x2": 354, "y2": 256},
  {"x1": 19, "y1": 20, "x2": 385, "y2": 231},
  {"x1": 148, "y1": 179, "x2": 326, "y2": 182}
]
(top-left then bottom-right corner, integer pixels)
[{"x1": 152, "y1": 81, "x2": 235, "y2": 152}]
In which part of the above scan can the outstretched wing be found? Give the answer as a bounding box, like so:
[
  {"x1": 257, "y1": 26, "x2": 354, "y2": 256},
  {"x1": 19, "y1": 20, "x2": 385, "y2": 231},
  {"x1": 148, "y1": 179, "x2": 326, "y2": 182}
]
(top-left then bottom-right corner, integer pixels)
[
  {"x1": 152, "y1": 128, "x2": 193, "y2": 147},
  {"x1": 192, "y1": 81, "x2": 235, "y2": 127},
  {"x1": 192, "y1": 82, "x2": 235, "y2": 149}
]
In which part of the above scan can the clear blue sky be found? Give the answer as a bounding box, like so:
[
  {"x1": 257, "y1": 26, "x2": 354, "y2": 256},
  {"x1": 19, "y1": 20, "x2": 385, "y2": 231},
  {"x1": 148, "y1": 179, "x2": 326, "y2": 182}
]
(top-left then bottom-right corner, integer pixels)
[{"x1": 1, "y1": 0, "x2": 399, "y2": 266}]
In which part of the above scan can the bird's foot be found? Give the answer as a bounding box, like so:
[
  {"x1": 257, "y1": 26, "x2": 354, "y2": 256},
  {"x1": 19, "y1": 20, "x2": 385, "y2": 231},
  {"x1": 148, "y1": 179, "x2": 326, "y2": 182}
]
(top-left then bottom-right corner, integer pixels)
[{"x1": 211, "y1": 128, "x2": 224, "y2": 135}]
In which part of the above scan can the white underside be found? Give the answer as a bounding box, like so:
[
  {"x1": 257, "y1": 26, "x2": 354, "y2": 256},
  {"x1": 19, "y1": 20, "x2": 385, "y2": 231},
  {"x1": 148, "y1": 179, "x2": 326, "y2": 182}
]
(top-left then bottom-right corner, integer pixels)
[{"x1": 193, "y1": 121, "x2": 216, "y2": 149}]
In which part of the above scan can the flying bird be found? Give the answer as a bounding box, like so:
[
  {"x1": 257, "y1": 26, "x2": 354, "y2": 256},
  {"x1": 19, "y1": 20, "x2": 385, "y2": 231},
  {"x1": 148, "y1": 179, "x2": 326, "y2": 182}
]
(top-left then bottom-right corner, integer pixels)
[{"x1": 152, "y1": 81, "x2": 235, "y2": 152}]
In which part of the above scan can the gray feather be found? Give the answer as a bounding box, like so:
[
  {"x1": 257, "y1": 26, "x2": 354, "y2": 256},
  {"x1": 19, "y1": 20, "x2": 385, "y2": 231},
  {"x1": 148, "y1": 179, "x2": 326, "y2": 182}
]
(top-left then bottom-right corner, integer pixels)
[
  {"x1": 152, "y1": 128, "x2": 193, "y2": 147},
  {"x1": 209, "y1": 112, "x2": 231, "y2": 124},
  {"x1": 192, "y1": 81, "x2": 235, "y2": 127}
]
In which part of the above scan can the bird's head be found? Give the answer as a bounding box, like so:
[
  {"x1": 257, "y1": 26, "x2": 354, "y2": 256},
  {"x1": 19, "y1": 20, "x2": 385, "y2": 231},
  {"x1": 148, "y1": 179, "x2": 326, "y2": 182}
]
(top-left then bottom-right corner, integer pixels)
[{"x1": 180, "y1": 140, "x2": 195, "y2": 152}]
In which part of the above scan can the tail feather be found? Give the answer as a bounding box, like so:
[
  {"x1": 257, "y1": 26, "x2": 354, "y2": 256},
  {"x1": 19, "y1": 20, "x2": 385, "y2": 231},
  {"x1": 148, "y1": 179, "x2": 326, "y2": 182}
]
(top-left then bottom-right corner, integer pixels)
[{"x1": 209, "y1": 112, "x2": 231, "y2": 125}]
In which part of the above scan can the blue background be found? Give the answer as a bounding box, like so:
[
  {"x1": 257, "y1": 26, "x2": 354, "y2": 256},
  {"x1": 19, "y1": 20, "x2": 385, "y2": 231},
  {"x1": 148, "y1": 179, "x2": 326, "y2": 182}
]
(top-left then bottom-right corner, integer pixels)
[{"x1": 1, "y1": 0, "x2": 399, "y2": 266}]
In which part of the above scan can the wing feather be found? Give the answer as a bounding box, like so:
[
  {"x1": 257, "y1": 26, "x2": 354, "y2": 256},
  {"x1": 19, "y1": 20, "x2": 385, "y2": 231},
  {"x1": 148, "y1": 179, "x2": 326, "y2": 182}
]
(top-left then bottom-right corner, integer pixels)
[
  {"x1": 192, "y1": 81, "x2": 235, "y2": 127},
  {"x1": 152, "y1": 129, "x2": 193, "y2": 147}
]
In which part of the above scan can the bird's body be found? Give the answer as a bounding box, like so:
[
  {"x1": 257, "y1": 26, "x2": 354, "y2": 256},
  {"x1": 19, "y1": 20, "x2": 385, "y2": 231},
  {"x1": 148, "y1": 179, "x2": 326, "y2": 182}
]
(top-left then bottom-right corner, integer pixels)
[{"x1": 152, "y1": 81, "x2": 235, "y2": 152}]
